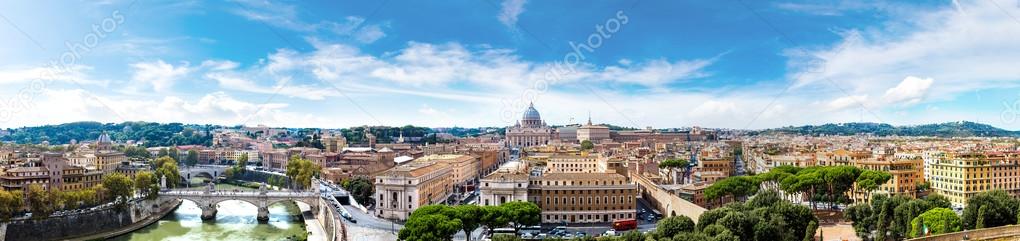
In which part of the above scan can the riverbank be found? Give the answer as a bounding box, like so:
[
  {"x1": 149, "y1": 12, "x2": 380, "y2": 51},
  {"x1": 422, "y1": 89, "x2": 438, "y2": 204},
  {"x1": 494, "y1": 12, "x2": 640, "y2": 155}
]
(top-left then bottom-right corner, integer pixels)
[
  {"x1": 67, "y1": 199, "x2": 182, "y2": 241},
  {"x1": 0, "y1": 198, "x2": 180, "y2": 241}
]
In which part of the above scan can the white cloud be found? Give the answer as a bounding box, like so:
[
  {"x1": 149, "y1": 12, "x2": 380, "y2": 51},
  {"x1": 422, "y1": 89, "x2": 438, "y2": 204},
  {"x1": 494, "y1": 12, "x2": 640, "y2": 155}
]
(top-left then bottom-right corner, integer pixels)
[
  {"x1": 204, "y1": 72, "x2": 336, "y2": 101},
  {"x1": 688, "y1": 100, "x2": 738, "y2": 119},
  {"x1": 1, "y1": 89, "x2": 330, "y2": 128},
  {"x1": 498, "y1": 0, "x2": 527, "y2": 29},
  {"x1": 883, "y1": 76, "x2": 933, "y2": 105},
  {"x1": 774, "y1": 1, "x2": 892, "y2": 16},
  {"x1": 0, "y1": 65, "x2": 108, "y2": 86},
  {"x1": 130, "y1": 60, "x2": 191, "y2": 92},
  {"x1": 230, "y1": 0, "x2": 388, "y2": 43},
  {"x1": 418, "y1": 104, "x2": 440, "y2": 115},
  {"x1": 598, "y1": 59, "x2": 712, "y2": 87},
  {"x1": 826, "y1": 95, "x2": 868, "y2": 111},
  {"x1": 326, "y1": 16, "x2": 389, "y2": 44},
  {"x1": 200, "y1": 60, "x2": 240, "y2": 71},
  {"x1": 299, "y1": 40, "x2": 713, "y2": 89},
  {"x1": 229, "y1": 0, "x2": 315, "y2": 32},
  {"x1": 789, "y1": 1, "x2": 1020, "y2": 105}
]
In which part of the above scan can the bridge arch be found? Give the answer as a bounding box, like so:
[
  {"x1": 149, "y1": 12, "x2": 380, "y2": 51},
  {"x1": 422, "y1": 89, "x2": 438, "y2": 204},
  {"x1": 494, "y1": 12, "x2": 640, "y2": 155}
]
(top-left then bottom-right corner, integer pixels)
[{"x1": 212, "y1": 198, "x2": 258, "y2": 208}]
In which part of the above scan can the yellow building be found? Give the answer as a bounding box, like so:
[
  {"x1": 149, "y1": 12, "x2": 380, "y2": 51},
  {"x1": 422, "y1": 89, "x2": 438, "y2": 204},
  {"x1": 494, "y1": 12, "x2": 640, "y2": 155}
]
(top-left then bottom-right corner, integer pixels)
[
  {"x1": 414, "y1": 154, "x2": 479, "y2": 187},
  {"x1": 851, "y1": 156, "x2": 923, "y2": 203},
  {"x1": 928, "y1": 152, "x2": 1020, "y2": 206}
]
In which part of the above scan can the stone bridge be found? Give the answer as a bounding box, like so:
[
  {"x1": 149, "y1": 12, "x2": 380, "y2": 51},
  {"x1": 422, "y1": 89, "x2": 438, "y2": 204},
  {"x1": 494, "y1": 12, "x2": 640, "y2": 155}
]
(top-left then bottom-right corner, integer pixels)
[
  {"x1": 179, "y1": 165, "x2": 229, "y2": 183},
  {"x1": 159, "y1": 182, "x2": 319, "y2": 221}
]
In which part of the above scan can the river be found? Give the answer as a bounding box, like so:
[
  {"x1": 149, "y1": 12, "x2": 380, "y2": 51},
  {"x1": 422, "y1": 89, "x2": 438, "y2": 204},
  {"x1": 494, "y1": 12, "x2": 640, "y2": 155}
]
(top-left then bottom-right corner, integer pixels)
[{"x1": 111, "y1": 180, "x2": 310, "y2": 241}]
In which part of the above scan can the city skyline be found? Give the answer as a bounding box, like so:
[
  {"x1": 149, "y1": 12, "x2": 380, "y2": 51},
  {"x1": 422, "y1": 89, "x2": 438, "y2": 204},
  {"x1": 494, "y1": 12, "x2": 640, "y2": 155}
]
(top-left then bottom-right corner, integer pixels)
[{"x1": 2, "y1": 1, "x2": 1019, "y2": 130}]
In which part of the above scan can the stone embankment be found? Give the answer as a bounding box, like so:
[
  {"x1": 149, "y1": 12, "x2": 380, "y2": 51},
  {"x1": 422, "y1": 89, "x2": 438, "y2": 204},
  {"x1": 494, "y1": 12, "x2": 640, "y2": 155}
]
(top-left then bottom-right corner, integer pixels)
[{"x1": 0, "y1": 198, "x2": 181, "y2": 241}]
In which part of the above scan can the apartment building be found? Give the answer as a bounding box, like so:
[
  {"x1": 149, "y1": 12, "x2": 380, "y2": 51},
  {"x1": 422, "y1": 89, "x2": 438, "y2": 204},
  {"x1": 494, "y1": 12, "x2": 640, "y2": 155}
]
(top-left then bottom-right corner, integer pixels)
[
  {"x1": 374, "y1": 161, "x2": 454, "y2": 221},
  {"x1": 928, "y1": 152, "x2": 1020, "y2": 206},
  {"x1": 527, "y1": 172, "x2": 637, "y2": 224},
  {"x1": 415, "y1": 154, "x2": 479, "y2": 187},
  {"x1": 0, "y1": 166, "x2": 50, "y2": 191},
  {"x1": 851, "y1": 155, "x2": 924, "y2": 203}
]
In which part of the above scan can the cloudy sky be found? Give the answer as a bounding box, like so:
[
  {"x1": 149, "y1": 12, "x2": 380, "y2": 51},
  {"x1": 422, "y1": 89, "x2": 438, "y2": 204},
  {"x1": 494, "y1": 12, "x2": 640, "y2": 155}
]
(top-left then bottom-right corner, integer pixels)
[{"x1": 1, "y1": 0, "x2": 1019, "y2": 129}]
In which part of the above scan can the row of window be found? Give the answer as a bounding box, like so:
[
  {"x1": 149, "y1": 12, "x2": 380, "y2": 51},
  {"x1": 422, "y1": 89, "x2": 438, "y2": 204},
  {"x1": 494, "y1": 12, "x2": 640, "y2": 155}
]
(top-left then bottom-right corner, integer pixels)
[
  {"x1": 543, "y1": 213, "x2": 633, "y2": 222},
  {"x1": 542, "y1": 195, "x2": 635, "y2": 207},
  {"x1": 531, "y1": 180, "x2": 627, "y2": 186}
]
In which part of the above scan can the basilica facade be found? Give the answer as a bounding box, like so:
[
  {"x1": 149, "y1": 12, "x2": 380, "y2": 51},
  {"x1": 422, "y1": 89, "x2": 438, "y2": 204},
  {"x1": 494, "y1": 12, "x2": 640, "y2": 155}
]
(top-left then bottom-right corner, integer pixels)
[{"x1": 505, "y1": 103, "x2": 556, "y2": 148}]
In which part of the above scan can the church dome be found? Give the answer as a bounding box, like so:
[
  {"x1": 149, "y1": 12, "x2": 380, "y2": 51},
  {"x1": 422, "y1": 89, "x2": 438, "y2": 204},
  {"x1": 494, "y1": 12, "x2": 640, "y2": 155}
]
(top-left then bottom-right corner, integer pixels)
[
  {"x1": 522, "y1": 103, "x2": 541, "y2": 121},
  {"x1": 97, "y1": 133, "x2": 112, "y2": 143}
]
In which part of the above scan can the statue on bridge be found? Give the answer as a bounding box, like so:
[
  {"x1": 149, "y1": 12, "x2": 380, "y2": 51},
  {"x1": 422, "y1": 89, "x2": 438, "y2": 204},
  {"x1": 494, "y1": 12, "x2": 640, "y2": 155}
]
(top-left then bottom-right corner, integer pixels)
[
  {"x1": 160, "y1": 175, "x2": 167, "y2": 190},
  {"x1": 206, "y1": 181, "x2": 215, "y2": 194}
]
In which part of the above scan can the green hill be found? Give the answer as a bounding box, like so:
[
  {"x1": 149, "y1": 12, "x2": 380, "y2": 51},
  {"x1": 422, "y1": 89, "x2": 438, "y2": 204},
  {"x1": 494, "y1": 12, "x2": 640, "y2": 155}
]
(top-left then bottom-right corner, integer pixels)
[{"x1": 765, "y1": 121, "x2": 1018, "y2": 137}]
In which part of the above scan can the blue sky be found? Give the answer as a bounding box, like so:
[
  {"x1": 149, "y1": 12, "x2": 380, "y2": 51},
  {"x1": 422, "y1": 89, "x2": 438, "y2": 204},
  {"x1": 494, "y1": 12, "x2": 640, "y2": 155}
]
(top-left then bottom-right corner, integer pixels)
[{"x1": 1, "y1": 0, "x2": 1019, "y2": 129}]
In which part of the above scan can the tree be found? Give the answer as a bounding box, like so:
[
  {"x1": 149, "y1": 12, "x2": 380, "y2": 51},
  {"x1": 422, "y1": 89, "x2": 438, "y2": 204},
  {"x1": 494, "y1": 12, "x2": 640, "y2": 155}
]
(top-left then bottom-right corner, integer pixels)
[
  {"x1": 400, "y1": 205, "x2": 463, "y2": 241},
  {"x1": 155, "y1": 156, "x2": 181, "y2": 189},
  {"x1": 455, "y1": 205, "x2": 484, "y2": 241},
  {"x1": 781, "y1": 167, "x2": 824, "y2": 210},
  {"x1": 844, "y1": 193, "x2": 955, "y2": 241},
  {"x1": 856, "y1": 170, "x2": 892, "y2": 192},
  {"x1": 26, "y1": 184, "x2": 59, "y2": 218},
  {"x1": 345, "y1": 177, "x2": 375, "y2": 206},
  {"x1": 658, "y1": 158, "x2": 689, "y2": 184},
  {"x1": 0, "y1": 190, "x2": 24, "y2": 220},
  {"x1": 224, "y1": 168, "x2": 235, "y2": 180},
  {"x1": 157, "y1": 148, "x2": 169, "y2": 158},
  {"x1": 705, "y1": 175, "x2": 759, "y2": 203},
  {"x1": 103, "y1": 173, "x2": 135, "y2": 209},
  {"x1": 185, "y1": 149, "x2": 199, "y2": 166},
  {"x1": 168, "y1": 148, "x2": 179, "y2": 161},
  {"x1": 286, "y1": 155, "x2": 321, "y2": 189},
  {"x1": 804, "y1": 221, "x2": 819, "y2": 241},
  {"x1": 692, "y1": 191, "x2": 817, "y2": 241},
  {"x1": 501, "y1": 201, "x2": 540, "y2": 230},
  {"x1": 491, "y1": 234, "x2": 522, "y2": 241},
  {"x1": 657, "y1": 216, "x2": 695, "y2": 238},
  {"x1": 619, "y1": 230, "x2": 645, "y2": 241},
  {"x1": 134, "y1": 171, "x2": 158, "y2": 200},
  {"x1": 961, "y1": 190, "x2": 1018, "y2": 229},
  {"x1": 580, "y1": 140, "x2": 594, "y2": 150},
  {"x1": 481, "y1": 205, "x2": 509, "y2": 229},
  {"x1": 123, "y1": 146, "x2": 152, "y2": 161},
  {"x1": 910, "y1": 208, "x2": 961, "y2": 237},
  {"x1": 236, "y1": 153, "x2": 249, "y2": 172},
  {"x1": 673, "y1": 232, "x2": 712, "y2": 241},
  {"x1": 820, "y1": 166, "x2": 862, "y2": 207}
]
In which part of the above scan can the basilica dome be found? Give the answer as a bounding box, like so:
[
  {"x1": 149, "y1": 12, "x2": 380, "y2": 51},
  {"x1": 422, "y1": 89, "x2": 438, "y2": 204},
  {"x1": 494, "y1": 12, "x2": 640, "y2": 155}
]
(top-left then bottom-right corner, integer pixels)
[{"x1": 522, "y1": 102, "x2": 541, "y2": 121}]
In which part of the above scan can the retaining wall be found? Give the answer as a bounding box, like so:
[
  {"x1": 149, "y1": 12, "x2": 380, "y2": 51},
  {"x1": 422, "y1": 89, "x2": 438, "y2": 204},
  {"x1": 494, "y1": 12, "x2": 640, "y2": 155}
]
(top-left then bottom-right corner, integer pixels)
[
  {"x1": 0, "y1": 199, "x2": 177, "y2": 241},
  {"x1": 907, "y1": 225, "x2": 1020, "y2": 241}
]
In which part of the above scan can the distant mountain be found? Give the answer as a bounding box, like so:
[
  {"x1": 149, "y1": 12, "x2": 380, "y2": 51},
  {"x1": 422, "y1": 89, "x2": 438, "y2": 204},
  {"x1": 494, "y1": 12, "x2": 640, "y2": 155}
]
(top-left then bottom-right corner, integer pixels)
[{"x1": 764, "y1": 121, "x2": 1019, "y2": 137}]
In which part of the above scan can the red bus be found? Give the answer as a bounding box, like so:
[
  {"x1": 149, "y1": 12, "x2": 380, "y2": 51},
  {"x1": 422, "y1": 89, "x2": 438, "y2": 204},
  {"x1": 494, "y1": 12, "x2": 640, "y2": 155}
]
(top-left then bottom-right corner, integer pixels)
[{"x1": 612, "y1": 218, "x2": 637, "y2": 231}]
